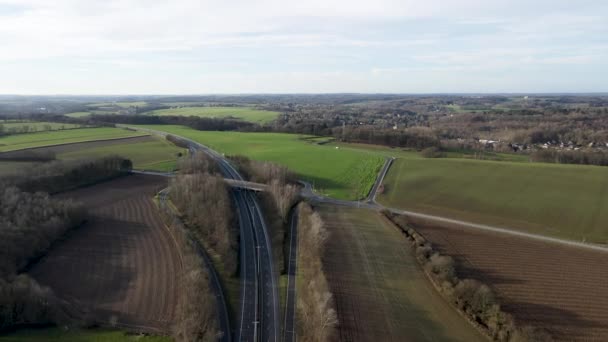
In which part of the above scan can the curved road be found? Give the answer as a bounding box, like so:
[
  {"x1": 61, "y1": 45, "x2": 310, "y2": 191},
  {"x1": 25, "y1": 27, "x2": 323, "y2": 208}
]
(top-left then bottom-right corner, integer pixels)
[{"x1": 127, "y1": 126, "x2": 280, "y2": 342}]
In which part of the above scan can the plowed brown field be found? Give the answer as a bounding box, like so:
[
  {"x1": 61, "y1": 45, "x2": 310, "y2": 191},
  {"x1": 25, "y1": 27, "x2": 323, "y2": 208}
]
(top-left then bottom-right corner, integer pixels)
[
  {"x1": 410, "y1": 217, "x2": 608, "y2": 341},
  {"x1": 30, "y1": 175, "x2": 181, "y2": 334}
]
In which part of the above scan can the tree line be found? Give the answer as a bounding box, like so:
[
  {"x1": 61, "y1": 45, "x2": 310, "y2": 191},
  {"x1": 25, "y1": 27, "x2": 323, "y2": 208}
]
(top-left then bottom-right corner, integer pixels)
[
  {"x1": 1, "y1": 156, "x2": 133, "y2": 194},
  {"x1": 296, "y1": 203, "x2": 338, "y2": 342},
  {"x1": 0, "y1": 189, "x2": 85, "y2": 331},
  {"x1": 169, "y1": 154, "x2": 238, "y2": 276},
  {"x1": 383, "y1": 211, "x2": 553, "y2": 342}
]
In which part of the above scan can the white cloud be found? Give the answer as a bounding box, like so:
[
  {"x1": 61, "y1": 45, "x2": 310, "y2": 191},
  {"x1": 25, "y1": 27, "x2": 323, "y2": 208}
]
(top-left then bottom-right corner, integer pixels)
[{"x1": 0, "y1": 0, "x2": 606, "y2": 93}]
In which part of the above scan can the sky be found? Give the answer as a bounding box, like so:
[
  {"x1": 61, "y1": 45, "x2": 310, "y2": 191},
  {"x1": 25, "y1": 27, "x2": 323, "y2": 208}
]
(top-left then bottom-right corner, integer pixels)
[{"x1": 0, "y1": 0, "x2": 606, "y2": 94}]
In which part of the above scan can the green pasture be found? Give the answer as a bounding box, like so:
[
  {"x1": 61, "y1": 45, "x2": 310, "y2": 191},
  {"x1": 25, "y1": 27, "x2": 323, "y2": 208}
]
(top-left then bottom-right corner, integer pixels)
[
  {"x1": 378, "y1": 157, "x2": 608, "y2": 243},
  {"x1": 147, "y1": 107, "x2": 279, "y2": 124},
  {"x1": 64, "y1": 112, "x2": 91, "y2": 118},
  {"x1": 88, "y1": 101, "x2": 147, "y2": 108},
  {"x1": 0, "y1": 128, "x2": 146, "y2": 152},
  {"x1": 0, "y1": 328, "x2": 170, "y2": 342},
  {"x1": 133, "y1": 125, "x2": 384, "y2": 200},
  {"x1": 59, "y1": 137, "x2": 185, "y2": 172}
]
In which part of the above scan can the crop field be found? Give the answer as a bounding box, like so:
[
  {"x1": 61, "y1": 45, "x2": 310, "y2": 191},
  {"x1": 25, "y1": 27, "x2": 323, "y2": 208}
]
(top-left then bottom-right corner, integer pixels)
[
  {"x1": 133, "y1": 125, "x2": 384, "y2": 200},
  {"x1": 0, "y1": 127, "x2": 146, "y2": 152},
  {"x1": 64, "y1": 111, "x2": 91, "y2": 118},
  {"x1": 147, "y1": 106, "x2": 280, "y2": 123},
  {"x1": 317, "y1": 204, "x2": 485, "y2": 341},
  {"x1": 29, "y1": 175, "x2": 181, "y2": 334},
  {"x1": 56, "y1": 136, "x2": 185, "y2": 171},
  {"x1": 0, "y1": 328, "x2": 171, "y2": 342},
  {"x1": 0, "y1": 121, "x2": 82, "y2": 131},
  {"x1": 378, "y1": 157, "x2": 608, "y2": 243},
  {"x1": 88, "y1": 101, "x2": 148, "y2": 108},
  {"x1": 409, "y1": 217, "x2": 608, "y2": 341}
]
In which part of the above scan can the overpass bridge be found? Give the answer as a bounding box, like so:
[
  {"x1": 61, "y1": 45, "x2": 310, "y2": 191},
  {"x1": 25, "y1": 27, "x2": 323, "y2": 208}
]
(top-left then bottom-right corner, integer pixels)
[{"x1": 130, "y1": 170, "x2": 268, "y2": 192}]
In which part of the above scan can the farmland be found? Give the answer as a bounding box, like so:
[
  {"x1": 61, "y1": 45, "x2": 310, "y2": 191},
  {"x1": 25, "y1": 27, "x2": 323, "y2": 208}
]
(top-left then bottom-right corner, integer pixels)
[
  {"x1": 0, "y1": 328, "x2": 171, "y2": 342},
  {"x1": 57, "y1": 136, "x2": 185, "y2": 171},
  {"x1": 0, "y1": 127, "x2": 146, "y2": 152},
  {"x1": 29, "y1": 175, "x2": 181, "y2": 334},
  {"x1": 378, "y1": 157, "x2": 608, "y2": 243},
  {"x1": 133, "y1": 125, "x2": 384, "y2": 200},
  {"x1": 317, "y1": 204, "x2": 485, "y2": 341},
  {"x1": 0, "y1": 121, "x2": 82, "y2": 131},
  {"x1": 147, "y1": 106, "x2": 280, "y2": 123},
  {"x1": 64, "y1": 112, "x2": 91, "y2": 118},
  {"x1": 409, "y1": 217, "x2": 608, "y2": 341}
]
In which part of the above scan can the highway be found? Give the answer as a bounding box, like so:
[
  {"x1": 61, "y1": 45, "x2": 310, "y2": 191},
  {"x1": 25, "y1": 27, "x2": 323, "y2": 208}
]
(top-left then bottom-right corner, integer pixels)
[{"x1": 128, "y1": 126, "x2": 280, "y2": 342}]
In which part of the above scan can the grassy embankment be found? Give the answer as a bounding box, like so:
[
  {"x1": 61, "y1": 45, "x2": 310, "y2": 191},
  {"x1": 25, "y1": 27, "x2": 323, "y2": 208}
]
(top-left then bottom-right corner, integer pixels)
[
  {"x1": 378, "y1": 156, "x2": 608, "y2": 243},
  {"x1": 318, "y1": 205, "x2": 485, "y2": 341},
  {"x1": 0, "y1": 328, "x2": 170, "y2": 342},
  {"x1": 147, "y1": 107, "x2": 280, "y2": 124},
  {"x1": 132, "y1": 125, "x2": 384, "y2": 200}
]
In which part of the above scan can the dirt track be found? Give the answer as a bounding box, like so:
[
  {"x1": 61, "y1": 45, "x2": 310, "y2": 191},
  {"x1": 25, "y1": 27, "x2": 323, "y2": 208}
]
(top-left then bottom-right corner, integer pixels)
[
  {"x1": 411, "y1": 217, "x2": 608, "y2": 341},
  {"x1": 30, "y1": 174, "x2": 181, "y2": 334}
]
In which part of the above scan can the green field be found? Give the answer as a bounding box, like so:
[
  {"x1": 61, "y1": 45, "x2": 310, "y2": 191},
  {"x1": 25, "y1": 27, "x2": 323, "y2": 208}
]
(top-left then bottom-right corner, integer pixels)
[
  {"x1": 64, "y1": 112, "x2": 91, "y2": 118},
  {"x1": 318, "y1": 205, "x2": 485, "y2": 341},
  {"x1": 88, "y1": 101, "x2": 147, "y2": 108},
  {"x1": 59, "y1": 137, "x2": 185, "y2": 172},
  {"x1": 0, "y1": 128, "x2": 146, "y2": 152},
  {"x1": 133, "y1": 125, "x2": 384, "y2": 200},
  {"x1": 0, "y1": 328, "x2": 170, "y2": 342},
  {"x1": 148, "y1": 107, "x2": 280, "y2": 124},
  {"x1": 379, "y1": 157, "x2": 608, "y2": 243},
  {"x1": 1, "y1": 121, "x2": 82, "y2": 131}
]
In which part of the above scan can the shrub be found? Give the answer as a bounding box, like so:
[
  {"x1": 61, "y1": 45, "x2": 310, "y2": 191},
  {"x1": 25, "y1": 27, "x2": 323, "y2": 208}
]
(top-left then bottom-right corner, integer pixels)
[{"x1": 420, "y1": 146, "x2": 446, "y2": 158}]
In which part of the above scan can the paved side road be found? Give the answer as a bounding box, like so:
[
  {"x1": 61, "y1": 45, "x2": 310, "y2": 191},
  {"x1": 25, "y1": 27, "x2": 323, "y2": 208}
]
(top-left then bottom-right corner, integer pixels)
[
  {"x1": 366, "y1": 157, "x2": 395, "y2": 203},
  {"x1": 300, "y1": 181, "x2": 608, "y2": 254}
]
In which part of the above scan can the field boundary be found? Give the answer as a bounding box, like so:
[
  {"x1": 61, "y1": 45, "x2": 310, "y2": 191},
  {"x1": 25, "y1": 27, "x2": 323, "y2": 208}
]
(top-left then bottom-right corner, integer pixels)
[
  {"x1": 378, "y1": 213, "x2": 493, "y2": 341},
  {"x1": 0, "y1": 134, "x2": 151, "y2": 154}
]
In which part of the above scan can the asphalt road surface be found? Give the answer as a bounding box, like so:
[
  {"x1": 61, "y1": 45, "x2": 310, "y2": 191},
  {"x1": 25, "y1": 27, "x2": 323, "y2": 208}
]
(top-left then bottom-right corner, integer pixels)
[{"x1": 129, "y1": 126, "x2": 280, "y2": 342}]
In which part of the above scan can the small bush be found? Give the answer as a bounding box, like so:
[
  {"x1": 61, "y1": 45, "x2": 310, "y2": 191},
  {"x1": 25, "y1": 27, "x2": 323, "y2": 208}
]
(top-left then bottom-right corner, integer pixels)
[{"x1": 420, "y1": 147, "x2": 446, "y2": 158}]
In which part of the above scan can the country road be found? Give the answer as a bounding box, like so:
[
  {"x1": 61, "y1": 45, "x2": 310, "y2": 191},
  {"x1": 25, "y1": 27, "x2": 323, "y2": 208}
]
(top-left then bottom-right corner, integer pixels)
[
  {"x1": 126, "y1": 126, "x2": 280, "y2": 342},
  {"x1": 366, "y1": 157, "x2": 394, "y2": 202},
  {"x1": 300, "y1": 181, "x2": 608, "y2": 254}
]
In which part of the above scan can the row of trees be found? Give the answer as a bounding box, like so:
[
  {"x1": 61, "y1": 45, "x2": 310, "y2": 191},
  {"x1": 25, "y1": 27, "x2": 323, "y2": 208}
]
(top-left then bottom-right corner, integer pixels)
[
  {"x1": 296, "y1": 203, "x2": 337, "y2": 342},
  {"x1": 169, "y1": 155, "x2": 238, "y2": 276},
  {"x1": 383, "y1": 212, "x2": 553, "y2": 342},
  {"x1": 530, "y1": 149, "x2": 608, "y2": 166},
  {"x1": 1, "y1": 156, "x2": 132, "y2": 194},
  {"x1": 157, "y1": 195, "x2": 219, "y2": 341},
  {"x1": 0, "y1": 187, "x2": 86, "y2": 331}
]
